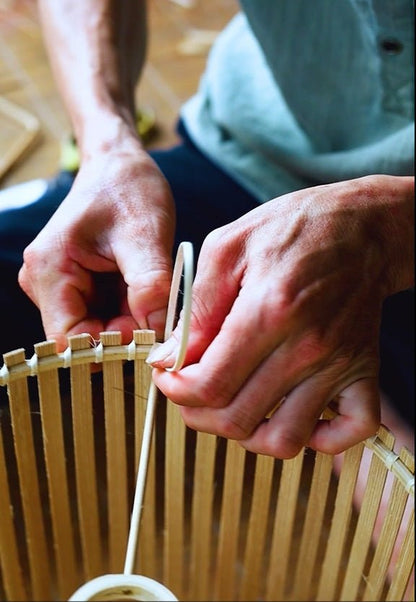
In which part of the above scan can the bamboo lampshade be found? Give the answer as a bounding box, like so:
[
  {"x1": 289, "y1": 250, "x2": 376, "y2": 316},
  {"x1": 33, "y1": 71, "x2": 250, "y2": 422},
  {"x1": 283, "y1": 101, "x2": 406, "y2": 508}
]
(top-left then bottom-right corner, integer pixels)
[{"x1": 0, "y1": 331, "x2": 414, "y2": 601}]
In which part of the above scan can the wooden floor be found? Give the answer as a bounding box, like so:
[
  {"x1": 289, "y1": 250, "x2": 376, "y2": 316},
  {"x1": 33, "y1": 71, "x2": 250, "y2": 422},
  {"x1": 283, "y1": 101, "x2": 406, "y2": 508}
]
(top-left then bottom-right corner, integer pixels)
[{"x1": 0, "y1": 0, "x2": 238, "y2": 188}]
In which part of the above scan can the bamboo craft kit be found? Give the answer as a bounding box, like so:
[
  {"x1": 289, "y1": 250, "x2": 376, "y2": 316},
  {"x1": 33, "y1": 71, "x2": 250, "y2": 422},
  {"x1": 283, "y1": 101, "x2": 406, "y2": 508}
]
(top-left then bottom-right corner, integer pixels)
[{"x1": 0, "y1": 244, "x2": 414, "y2": 601}]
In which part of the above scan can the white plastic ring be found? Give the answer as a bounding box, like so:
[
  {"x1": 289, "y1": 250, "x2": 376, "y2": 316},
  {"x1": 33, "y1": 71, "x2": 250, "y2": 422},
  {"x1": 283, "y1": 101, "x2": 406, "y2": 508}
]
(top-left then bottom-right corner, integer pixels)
[
  {"x1": 68, "y1": 573, "x2": 178, "y2": 601},
  {"x1": 164, "y1": 241, "x2": 193, "y2": 372}
]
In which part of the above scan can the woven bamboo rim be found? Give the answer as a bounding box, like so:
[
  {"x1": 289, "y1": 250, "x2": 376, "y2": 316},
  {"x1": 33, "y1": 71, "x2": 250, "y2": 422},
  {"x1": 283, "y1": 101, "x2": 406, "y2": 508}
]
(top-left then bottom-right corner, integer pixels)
[{"x1": 0, "y1": 337, "x2": 413, "y2": 497}]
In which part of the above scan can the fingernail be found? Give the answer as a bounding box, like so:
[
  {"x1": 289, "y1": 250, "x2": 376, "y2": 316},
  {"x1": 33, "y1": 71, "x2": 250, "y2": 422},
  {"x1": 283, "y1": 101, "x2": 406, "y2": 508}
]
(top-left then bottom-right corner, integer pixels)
[
  {"x1": 146, "y1": 337, "x2": 177, "y2": 368},
  {"x1": 146, "y1": 308, "x2": 167, "y2": 333}
]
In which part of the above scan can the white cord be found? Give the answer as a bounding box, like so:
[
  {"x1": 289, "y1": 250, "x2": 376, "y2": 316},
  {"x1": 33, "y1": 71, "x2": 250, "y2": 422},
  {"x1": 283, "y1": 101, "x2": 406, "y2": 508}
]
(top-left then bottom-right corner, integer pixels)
[{"x1": 123, "y1": 241, "x2": 194, "y2": 575}]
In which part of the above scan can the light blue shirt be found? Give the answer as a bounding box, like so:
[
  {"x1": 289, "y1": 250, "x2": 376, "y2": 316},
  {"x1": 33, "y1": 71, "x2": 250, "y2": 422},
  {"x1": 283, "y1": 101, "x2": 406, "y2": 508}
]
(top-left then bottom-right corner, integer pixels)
[{"x1": 180, "y1": 0, "x2": 414, "y2": 202}]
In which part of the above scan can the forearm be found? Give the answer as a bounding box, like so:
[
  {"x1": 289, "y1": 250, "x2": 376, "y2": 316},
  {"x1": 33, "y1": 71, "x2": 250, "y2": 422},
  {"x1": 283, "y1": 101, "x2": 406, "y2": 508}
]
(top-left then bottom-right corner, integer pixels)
[{"x1": 37, "y1": 0, "x2": 147, "y2": 158}]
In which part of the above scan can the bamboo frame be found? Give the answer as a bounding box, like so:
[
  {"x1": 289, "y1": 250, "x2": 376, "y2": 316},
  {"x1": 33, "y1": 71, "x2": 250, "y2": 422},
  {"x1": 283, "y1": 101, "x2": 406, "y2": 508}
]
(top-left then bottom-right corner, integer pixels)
[
  {"x1": 0, "y1": 332, "x2": 414, "y2": 601},
  {"x1": 0, "y1": 96, "x2": 40, "y2": 180}
]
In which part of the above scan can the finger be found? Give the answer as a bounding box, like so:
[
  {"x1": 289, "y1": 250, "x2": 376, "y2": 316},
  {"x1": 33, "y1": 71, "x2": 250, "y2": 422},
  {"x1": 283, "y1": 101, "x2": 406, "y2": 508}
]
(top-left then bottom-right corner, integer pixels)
[
  {"x1": 146, "y1": 231, "x2": 243, "y2": 366},
  {"x1": 151, "y1": 278, "x2": 326, "y2": 412},
  {"x1": 164, "y1": 344, "x2": 323, "y2": 444},
  {"x1": 307, "y1": 378, "x2": 380, "y2": 453},
  {"x1": 19, "y1": 254, "x2": 101, "y2": 348},
  {"x1": 114, "y1": 236, "x2": 174, "y2": 340},
  {"x1": 239, "y1": 377, "x2": 380, "y2": 458}
]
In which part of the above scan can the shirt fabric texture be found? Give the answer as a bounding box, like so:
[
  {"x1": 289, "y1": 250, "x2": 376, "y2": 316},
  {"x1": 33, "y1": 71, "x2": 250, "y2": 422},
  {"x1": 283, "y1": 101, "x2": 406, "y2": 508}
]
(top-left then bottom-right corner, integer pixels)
[{"x1": 180, "y1": 0, "x2": 414, "y2": 202}]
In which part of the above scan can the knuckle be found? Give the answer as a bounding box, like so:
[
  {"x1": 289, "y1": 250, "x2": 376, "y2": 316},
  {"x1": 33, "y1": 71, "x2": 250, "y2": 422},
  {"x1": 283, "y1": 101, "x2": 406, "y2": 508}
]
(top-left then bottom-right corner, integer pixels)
[
  {"x1": 249, "y1": 281, "x2": 297, "y2": 331},
  {"x1": 267, "y1": 432, "x2": 305, "y2": 459},
  {"x1": 17, "y1": 264, "x2": 29, "y2": 288},
  {"x1": 161, "y1": 372, "x2": 232, "y2": 411},
  {"x1": 193, "y1": 374, "x2": 233, "y2": 409},
  {"x1": 200, "y1": 225, "x2": 239, "y2": 268},
  {"x1": 22, "y1": 243, "x2": 40, "y2": 269},
  {"x1": 217, "y1": 409, "x2": 257, "y2": 440},
  {"x1": 129, "y1": 267, "x2": 171, "y2": 298},
  {"x1": 180, "y1": 409, "x2": 253, "y2": 441},
  {"x1": 202, "y1": 227, "x2": 226, "y2": 252},
  {"x1": 296, "y1": 329, "x2": 331, "y2": 365},
  {"x1": 189, "y1": 292, "x2": 220, "y2": 340}
]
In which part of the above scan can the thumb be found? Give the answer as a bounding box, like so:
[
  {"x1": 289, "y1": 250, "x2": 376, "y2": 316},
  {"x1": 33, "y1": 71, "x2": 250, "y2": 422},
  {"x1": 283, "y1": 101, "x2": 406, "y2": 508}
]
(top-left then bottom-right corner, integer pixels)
[
  {"x1": 147, "y1": 238, "x2": 242, "y2": 368},
  {"x1": 308, "y1": 378, "x2": 381, "y2": 454},
  {"x1": 115, "y1": 239, "x2": 173, "y2": 340}
]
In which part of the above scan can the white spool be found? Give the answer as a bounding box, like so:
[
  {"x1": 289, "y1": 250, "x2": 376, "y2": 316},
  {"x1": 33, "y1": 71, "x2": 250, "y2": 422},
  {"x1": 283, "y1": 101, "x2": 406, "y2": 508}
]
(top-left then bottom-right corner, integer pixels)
[{"x1": 68, "y1": 574, "x2": 177, "y2": 601}]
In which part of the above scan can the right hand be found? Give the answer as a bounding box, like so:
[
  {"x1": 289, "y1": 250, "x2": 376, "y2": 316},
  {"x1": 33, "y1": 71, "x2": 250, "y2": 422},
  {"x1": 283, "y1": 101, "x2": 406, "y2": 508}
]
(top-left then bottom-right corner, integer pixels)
[
  {"x1": 18, "y1": 139, "x2": 176, "y2": 350},
  {"x1": 151, "y1": 175, "x2": 414, "y2": 458}
]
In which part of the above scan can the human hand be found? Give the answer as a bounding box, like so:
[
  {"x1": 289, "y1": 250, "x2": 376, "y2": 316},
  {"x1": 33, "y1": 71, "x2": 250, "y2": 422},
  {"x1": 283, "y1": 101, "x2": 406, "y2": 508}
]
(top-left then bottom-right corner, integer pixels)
[
  {"x1": 18, "y1": 142, "x2": 175, "y2": 350},
  {"x1": 150, "y1": 175, "x2": 414, "y2": 457}
]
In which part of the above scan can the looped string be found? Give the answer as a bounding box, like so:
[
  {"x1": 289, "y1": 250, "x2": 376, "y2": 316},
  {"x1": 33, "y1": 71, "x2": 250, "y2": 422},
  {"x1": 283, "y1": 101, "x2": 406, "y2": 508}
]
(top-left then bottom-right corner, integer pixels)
[
  {"x1": 27, "y1": 353, "x2": 38, "y2": 376},
  {"x1": 123, "y1": 241, "x2": 194, "y2": 575},
  {"x1": 94, "y1": 342, "x2": 104, "y2": 364},
  {"x1": 62, "y1": 346, "x2": 72, "y2": 369}
]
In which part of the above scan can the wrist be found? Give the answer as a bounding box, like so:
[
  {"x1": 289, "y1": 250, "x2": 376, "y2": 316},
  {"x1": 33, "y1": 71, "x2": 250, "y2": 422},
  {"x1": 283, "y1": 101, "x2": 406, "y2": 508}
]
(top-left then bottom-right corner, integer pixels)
[{"x1": 75, "y1": 109, "x2": 143, "y2": 161}]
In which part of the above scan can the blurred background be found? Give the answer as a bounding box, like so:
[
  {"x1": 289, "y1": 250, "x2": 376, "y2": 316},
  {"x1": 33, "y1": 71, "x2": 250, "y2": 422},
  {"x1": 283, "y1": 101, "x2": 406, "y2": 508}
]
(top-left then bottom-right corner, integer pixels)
[{"x1": 0, "y1": 0, "x2": 237, "y2": 189}]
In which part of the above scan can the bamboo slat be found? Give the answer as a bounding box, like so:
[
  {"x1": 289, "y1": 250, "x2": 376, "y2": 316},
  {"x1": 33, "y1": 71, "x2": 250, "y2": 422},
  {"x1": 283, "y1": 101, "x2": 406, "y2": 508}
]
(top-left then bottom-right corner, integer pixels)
[
  {"x1": 239, "y1": 452, "x2": 275, "y2": 601},
  {"x1": 34, "y1": 340, "x2": 78, "y2": 599},
  {"x1": 363, "y1": 447, "x2": 414, "y2": 600},
  {"x1": 3, "y1": 348, "x2": 51, "y2": 601},
  {"x1": 340, "y1": 425, "x2": 395, "y2": 600},
  {"x1": 134, "y1": 330, "x2": 157, "y2": 580},
  {"x1": 163, "y1": 400, "x2": 187, "y2": 598},
  {"x1": 189, "y1": 431, "x2": 217, "y2": 600},
  {"x1": 292, "y1": 450, "x2": 334, "y2": 600},
  {"x1": 214, "y1": 439, "x2": 246, "y2": 601},
  {"x1": 101, "y1": 332, "x2": 129, "y2": 574},
  {"x1": 316, "y1": 442, "x2": 364, "y2": 600},
  {"x1": 265, "y1": 449, "x2": 305, "y2": 601},
  {"x1": 0, "y1": 422, "x2": 27, "y2": 601},
  {"x1": 386, "y1": 510, "x2": 414, "y2": 601},
  {"x1": 69, "y1": 334, "x2": 103, "y2": 581}
]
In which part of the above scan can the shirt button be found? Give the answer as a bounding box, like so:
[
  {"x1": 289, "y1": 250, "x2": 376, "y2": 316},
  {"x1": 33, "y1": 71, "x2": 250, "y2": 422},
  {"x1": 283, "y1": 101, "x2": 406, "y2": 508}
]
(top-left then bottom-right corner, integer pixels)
[{"x1": 379, "y1": 37, "x2": 404, "y2": 54}]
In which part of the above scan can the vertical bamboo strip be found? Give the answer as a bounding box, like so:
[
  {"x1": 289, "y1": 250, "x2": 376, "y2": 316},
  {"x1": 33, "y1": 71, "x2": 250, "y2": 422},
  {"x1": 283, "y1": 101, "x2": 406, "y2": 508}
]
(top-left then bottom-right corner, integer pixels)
[
  {"x1": 386, "y1": 509, "x2": 414, "y2": 601},
  {"x1": 35, "y1": 340, "x2": 78, "y2": 599},
  {"x1": 340, "y1": 426, "x2": 395, "y2": 601},
  {"x1": 264, "y1": 449, "x2": 305, "y2": 601},
  {"x1": 101, "y1": 332, "x2": 129, "y2": 573},
  {"x1": 316, "y1": 443, "x2": 364, "y2": 601},
  {"x1": 238, "y1": 452, "x2": 275, "y2": 601},
  {"x1": 292, "y1": 451, "x2": 334, "y2": 600},
  {"x1": 363, "y1": 467, "x2": 410, "y2": 599},
  {"x1": 4, "y1": 349, "x2": 50, "y2": 601},
  {"x1": 69, "y1": 334, "x2": 103, "y2": 581},
  {"x1": 213, "y1": 439, "x2": 246, "y2": 601},
  {"x1": 163, "y1": 400, "x2": 187, "y2": 598},
  {"x1": 0, "y1": 422, "x2": 27, "y2": 601},
  {"x1": 188, "y1": 431, "x2": 217, "y2": 600},
  {"x1": 133, "y1": 330, "x2": 157, "y2": 580},
  {"x1": 1, "y1": 338, "x2": 415, "y2": 602}
]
